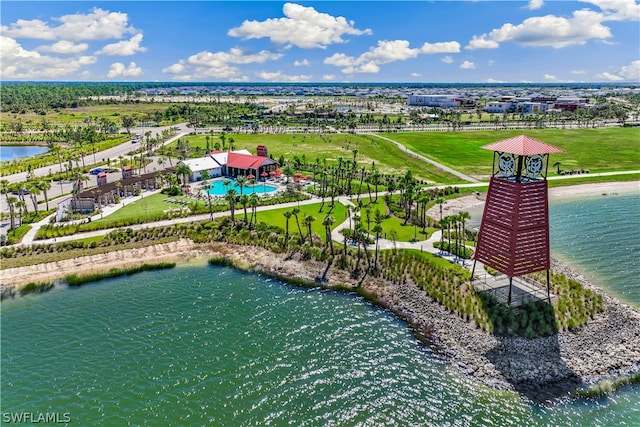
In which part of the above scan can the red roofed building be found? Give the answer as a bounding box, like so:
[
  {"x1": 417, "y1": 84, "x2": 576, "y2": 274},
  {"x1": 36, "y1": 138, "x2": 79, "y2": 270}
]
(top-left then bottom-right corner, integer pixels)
[{"x1": 226, "y1": 152, "x2": 278, "y2": 178}]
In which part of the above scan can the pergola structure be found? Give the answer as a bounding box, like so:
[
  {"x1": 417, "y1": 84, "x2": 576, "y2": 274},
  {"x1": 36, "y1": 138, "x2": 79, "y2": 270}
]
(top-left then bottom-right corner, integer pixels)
[{"x1": 472, "y1": 135, "x2": 563, "y2": 306}]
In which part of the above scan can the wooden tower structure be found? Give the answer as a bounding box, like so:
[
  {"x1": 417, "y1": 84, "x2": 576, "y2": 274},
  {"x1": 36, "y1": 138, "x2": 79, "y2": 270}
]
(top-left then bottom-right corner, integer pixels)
[{"x1": 472, "y1": 135, "x2": 563, "y2": 306}]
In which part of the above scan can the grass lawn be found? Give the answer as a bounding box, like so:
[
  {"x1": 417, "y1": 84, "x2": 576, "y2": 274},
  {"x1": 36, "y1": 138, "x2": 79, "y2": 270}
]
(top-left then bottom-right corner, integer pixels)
[
  {"x1": 255, "y1": 202, "x2": 348, "y2": 242},
  {"x1": 382, "y1": 128, "x2": 640, "y2": 179},
  {"x1": 173, "y1": 133, "x2": 463, "y2": 185},
  {"x1": 356, "y1": 196, "x2": 437, "y2": 242},
  {"x1": 90, "y1": 193, "x2": 194, "y2": 227},
  {"x1": 1, "y1": 103, "x2": 173, "y2": 127}
]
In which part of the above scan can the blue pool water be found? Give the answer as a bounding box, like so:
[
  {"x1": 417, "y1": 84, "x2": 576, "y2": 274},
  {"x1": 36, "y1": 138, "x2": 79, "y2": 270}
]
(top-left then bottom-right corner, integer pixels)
[{"x1": 207, "y1": 179, "x2": 278, "y2": 196}]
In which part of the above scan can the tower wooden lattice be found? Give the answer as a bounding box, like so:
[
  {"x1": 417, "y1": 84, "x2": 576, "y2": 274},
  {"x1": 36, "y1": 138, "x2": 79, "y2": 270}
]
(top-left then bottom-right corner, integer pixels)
[{"x1": 472, "y1": 135, "x2": 563, "y2": 305}]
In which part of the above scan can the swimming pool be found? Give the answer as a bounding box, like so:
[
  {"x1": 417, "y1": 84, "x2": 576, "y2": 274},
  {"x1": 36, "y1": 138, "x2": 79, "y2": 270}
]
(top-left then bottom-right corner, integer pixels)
[{"x1": 206, "y1": 179, "x2": 278, "y2": 196}]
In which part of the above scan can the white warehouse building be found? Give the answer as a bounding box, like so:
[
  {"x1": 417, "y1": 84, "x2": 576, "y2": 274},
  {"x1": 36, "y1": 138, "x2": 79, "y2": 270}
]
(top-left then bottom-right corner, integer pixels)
[{"x1": 407, "y1": 95, "x2": 462, "y2": 108}]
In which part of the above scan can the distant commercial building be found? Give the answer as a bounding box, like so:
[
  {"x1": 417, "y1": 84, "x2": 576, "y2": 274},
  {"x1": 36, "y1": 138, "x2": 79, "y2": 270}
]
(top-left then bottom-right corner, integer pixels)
[
  {"x1": 519, "y1": 102, "x2": 550, "y2": 115},
  {"x1": 407, "y1": 95, "x2": 463, "y2": 108},
  {"x1": 485, "y1": 101, "x2": 513, "y2": 114}
]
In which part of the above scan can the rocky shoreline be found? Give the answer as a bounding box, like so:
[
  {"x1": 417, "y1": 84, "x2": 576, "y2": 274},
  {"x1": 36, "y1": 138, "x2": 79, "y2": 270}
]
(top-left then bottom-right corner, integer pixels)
[{"x1": 232, "y1": 247, "x2": 640, "y2": 403}]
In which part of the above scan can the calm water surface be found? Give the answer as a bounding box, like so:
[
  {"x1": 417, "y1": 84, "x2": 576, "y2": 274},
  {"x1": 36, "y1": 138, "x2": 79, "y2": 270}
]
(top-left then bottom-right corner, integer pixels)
[
  {"x1": 1, "y1": 193, "x2": 639, "y2": 426},
  {"x1": 549, "y1": 192, "x2": 640, "y2": 307},
  {"x1": 0, "y1": 145, "x2": 50, "y2": 162}
]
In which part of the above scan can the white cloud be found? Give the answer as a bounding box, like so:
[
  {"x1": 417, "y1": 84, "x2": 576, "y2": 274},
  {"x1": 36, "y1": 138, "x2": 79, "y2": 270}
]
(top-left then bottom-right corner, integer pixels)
[
  {"x1": 294, "y1": 59, "x2": 310, "y2": 66},
  {"x1": 420, "y1": 41, "x2": 460, "y2": 54},
  {"x1": 0, "y1": 8, "x2": 142, "y2": 79},
  {"x1": 36, "y1": 40, "x2": 89, "y2": 54},
  {"x1": 571, "y1": 69, "x2": 587, "y2": 74},
  {"x1": 485, "y1": 78, "x2": 506, "y2": 83},
  {"x1": 1, "y1": 8, "x2": 134, "y2": 42},
  {"x1": 597, "y1": 60, "x2": 640, "y2": 81},
  {"x1": 441, "y1": 56, "x2": 454, "y2": 64},
  {"x1": 106, "y1": 62, "x2": 142, "y2": 78},
  {"x1": 597, "y1": 72, "x2": 625, "y2": 81},
  {"x1": 97, "y1": 33, "x2": 146, "y2": 56},
  {"x1": 466, "y1": 9, "x2": 612, "y2": 49},
  {"x1": 618, "y1": 60, "x2": 640, "y2": 80},
  {"x1": 1, "y1": 36, "x2": 96, "y2": 79},
  {"x1": 466, "y1": 36, "x2": 500, "y2": 50},
  {"x1": 460, "y1": 61, "x2": 476, "y2": 70},
  {"x1": 544, "y1": 73, "x2": 559, "y2": 81},
  {"x1": 163, "y1": 48, "x2": 284, "y2": 80},
  {"x1": 585, "y1": 0, "x2": 640, "y2": 21},
  {"x1": 324, "y1": 39, "x2": 430, "y2": 74},
  {"x1": 162, "y1": 61, "x2": 187, "y2": 74},
  {"x1": 322, "y1": 74, "x2": 336, "y2": 81},
  {"x1": 188, "y1": 48, "x2": 282, "y2": 67},
  {"x1": 228, "y1": 2, "x2": 371, "y2": 49},
  {"x1": 410, "y1": 72, "x2": 422, "y2": 77},
  {"x1": 257, "y1": 71, "x2": 312, "y2": 82},
  {"x1": 527, "y1": 0, "x2": 544, "y2": 10}
]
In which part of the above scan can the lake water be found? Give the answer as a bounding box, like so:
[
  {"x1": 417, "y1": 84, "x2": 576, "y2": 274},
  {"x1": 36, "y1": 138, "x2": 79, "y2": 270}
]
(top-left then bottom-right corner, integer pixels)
[
  {"x1": 1, "y1": 193, "x2": 639, "y2": 425},
  {"x1": 0, "y1": 145, "x2": 50, "y2": 162}
]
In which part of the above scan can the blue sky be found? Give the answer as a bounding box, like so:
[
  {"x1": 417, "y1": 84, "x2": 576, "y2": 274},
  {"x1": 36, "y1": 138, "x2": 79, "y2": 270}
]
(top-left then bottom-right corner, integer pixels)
[{"x1": 1, "y1": 1, "x2": 638, "y2": 83}]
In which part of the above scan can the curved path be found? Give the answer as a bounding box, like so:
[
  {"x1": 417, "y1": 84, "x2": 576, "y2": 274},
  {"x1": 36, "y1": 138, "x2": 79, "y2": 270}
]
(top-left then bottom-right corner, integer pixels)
[{"x1": 366, "y1": 133, "x2": 480, "y2": 183}]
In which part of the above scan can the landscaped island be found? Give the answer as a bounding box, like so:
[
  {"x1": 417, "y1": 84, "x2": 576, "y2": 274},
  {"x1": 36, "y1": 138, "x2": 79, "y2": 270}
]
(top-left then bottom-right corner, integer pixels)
[{"x1": 2, "y1": 181, "x2": 638, "y2": 403}]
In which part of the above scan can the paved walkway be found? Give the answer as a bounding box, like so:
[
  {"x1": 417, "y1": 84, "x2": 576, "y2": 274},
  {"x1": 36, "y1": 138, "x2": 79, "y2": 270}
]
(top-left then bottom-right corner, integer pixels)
[{"x1": 366, "y1": 134, "x2": 480, "y2": 183}]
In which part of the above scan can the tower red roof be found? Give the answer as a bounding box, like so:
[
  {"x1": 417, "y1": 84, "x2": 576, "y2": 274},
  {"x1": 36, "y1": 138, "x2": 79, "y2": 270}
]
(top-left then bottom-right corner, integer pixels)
[{"x1": 482, "y1": 135, "x2": 563, "y2": 155}]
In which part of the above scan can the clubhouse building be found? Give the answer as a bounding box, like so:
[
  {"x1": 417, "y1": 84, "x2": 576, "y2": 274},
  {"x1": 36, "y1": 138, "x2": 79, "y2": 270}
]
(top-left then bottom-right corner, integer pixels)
[{"x1": 178, "y1": 146, "x2": 279, "y2": 182}]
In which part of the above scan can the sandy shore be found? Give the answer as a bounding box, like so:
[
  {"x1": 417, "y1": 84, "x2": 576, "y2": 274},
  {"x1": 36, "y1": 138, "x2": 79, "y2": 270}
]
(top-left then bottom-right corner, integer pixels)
[{"x1": 1, "y1": 181, "x2": 639, "y2": 401}]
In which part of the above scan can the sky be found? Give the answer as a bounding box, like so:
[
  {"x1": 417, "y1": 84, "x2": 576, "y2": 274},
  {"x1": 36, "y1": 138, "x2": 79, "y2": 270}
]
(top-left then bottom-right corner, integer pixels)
[{"x1": 1, "y1": 1, "x2": 639, "y2": 83}]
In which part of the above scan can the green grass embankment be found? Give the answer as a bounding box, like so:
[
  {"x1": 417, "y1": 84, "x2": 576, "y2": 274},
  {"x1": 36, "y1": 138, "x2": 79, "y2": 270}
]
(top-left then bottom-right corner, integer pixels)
[{"x1": 64, "y1": 262, "x2": 176, "y2": 286}]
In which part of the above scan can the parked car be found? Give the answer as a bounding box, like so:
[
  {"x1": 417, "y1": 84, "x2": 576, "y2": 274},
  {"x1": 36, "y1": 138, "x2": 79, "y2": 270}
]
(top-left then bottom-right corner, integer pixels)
[{"x1": 90, "y1": 168, "x2": 104, "y2": 175}]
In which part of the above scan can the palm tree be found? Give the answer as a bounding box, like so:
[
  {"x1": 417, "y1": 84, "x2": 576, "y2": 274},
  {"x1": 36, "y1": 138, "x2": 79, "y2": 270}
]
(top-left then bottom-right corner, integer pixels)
[
  {"x1": 6, "y1": 196, "x2": 17, "y2": 230},
  {"x1": 225, "y1": 188, "x2": 237, "y2": 224},
  {"x1": 458, "y1": 211, "x2": 471, "y2": 263},
  {"x1": 26, "y1": 182, "x2": 41, "y2": 215},
  {"x1": 15, "y1": 200, "x2": 26, "y2": 226},
  {"x1": 249, "y1": 193, "x2": 259, "y2": 226},
  {"x1": 283, "y1": 211, "x2": 292, "y2": 242},
  {"x1": 304, "y1": 214, "x2": 316, "y2": 244},
  {"x1": 291, "y1": 207, "x2": 304, "y2": 240},
  {"x1": 372, "y1": 223, "x2": 383, "y2": 271},
  {"x1": 176, "y1": 163, "x2": 191, "y2": 187},
  {"x1": 445, "y1": 215, "x2": 454, "y2": 253},
  {"x1": 0, "y1": 179, "x2": 10, "y2": 204},
  {"x1": 322, "y1": 214, "x2": 335, "y2": 256},
  {"x1": 235, "y1": 175, "x2": 248, "y2": 196},
  {"x1": 240, "y1": 194, "x2": 250, "y2": 223},
  {"x1": 436, "y1": 197, "x2": 445, "y2": 222},
  {"x1": 390, "y1": 229, "x2": 398, "y2": 255}
]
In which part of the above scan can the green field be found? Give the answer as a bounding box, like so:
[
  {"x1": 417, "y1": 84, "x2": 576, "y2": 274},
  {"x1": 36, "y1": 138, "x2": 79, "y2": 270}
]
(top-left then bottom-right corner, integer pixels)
[
  {"x1": 172, "y1": 133, "x2": 464, "y2": 185},
  {"x1": 1, "y1": 103, "x2": 171, "y2": 127},
  {"x1": 382, "y1": 128, "x2": 640, "y2": 179},
  {"x1": 254, "y1": 202, "x2": 348, "y2": 242}
]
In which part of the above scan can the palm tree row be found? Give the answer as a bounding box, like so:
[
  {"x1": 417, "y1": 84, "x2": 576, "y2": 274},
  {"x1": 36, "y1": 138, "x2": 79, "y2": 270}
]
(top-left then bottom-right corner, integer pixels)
[{"x1": 437, "y1": 211, "x2": 473, "y2": 260}]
